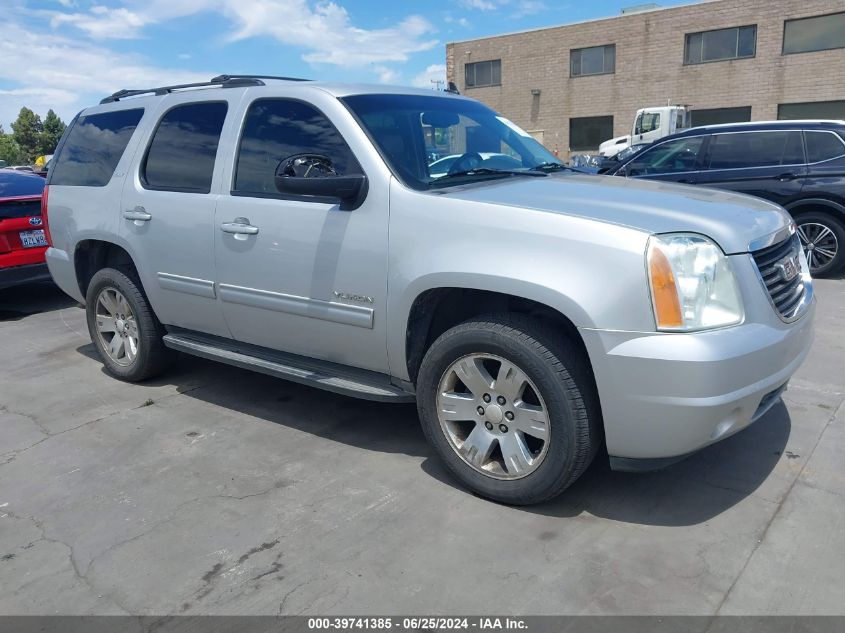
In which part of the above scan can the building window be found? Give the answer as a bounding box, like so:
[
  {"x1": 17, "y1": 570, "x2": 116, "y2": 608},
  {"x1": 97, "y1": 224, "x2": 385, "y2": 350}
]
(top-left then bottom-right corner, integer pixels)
[
  {"x1": 690, "y1": 106, "x2": 752, "y2": 127},
  {"x1": 783, "y1": 12, "x2": 845, "y2": 55},
  {"x1": 570, "y1": 45, "x2": 615, "y2": 77},
  {"x1": 465, "y1": 60, "x2": 501, "y2": 88},
  {"x1": 569, "y1": 116, "x2": 613, "y2": 151},
  {"x1": 684, "y1": 25, "x2": 756, "y2": 64},
  {"x1": 778, "y1": 100, "x2": 845, "y2": 120}
]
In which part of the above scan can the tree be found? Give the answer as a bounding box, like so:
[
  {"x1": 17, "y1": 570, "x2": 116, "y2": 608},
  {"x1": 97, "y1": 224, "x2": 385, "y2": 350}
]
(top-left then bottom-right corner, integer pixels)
[
  {"x1": 39, "y1": 109, "x2": 67, "y2": 156},
  {"x1": 10, "y1": 107, "x2": 43, "y2": 164},
  {"x1": 0, "y1": 131, "x2": 22, "y2": 165}
]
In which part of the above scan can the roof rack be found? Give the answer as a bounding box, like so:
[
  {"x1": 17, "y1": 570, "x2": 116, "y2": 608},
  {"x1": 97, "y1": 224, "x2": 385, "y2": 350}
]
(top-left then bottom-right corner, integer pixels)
[
  {"x1": 99, "y1": 74, "x2": 311, "y2": 104},
  {"x1": 210, "y1": 74, "x2": 311, "y2": 83}
]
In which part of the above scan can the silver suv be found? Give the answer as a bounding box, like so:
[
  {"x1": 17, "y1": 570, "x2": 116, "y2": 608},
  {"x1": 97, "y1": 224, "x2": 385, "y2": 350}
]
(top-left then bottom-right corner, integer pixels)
[{"x1": 43, "y1": 75, "x2": 815, "y2": 504}]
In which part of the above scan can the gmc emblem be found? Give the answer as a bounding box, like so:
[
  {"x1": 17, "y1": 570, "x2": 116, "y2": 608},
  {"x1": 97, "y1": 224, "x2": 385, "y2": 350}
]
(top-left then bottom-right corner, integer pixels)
[{"x1": 775, "y1": 253, "x2": 800, "y2": 283}]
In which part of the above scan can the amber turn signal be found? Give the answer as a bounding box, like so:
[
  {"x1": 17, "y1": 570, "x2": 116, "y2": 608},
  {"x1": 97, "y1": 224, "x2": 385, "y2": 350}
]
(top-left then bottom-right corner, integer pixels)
[{"x1": 648, "y1": 241, "x2": 683, "y2": 329}]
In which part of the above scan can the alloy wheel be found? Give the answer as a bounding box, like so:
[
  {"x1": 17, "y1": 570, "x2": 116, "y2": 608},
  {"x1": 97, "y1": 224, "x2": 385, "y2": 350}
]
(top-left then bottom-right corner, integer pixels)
[
  {"x1": 94, "y1": 287, "x2": 139, "y2": 366},
  {"x1": 436, "y1": 354, "x2": 550, "y2": 480},
  {"x1": 797, "y1": 221, "x2": 838, "y2": 274}
]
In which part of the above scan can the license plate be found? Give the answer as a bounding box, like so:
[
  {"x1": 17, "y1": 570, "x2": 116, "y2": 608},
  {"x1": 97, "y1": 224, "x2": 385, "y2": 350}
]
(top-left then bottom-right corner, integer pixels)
[{"x1": 20, "y1": 229, "x2": 47, "y2": 248}]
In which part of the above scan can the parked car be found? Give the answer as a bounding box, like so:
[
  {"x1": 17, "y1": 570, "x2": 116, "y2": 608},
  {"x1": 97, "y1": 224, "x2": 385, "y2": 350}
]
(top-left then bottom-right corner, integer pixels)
[
  {"x1": 596, "y1": 143, "x2": 650, "y2": 174},
  {"x1": 607, "y1": 120, "x2": 845, "y2": 275},
  {"x1": 0, "y1": 169, "x2": 50, "y2": 290},
  {"x1": 44, "y1": 76, "x2": 813, "y2": 504}
]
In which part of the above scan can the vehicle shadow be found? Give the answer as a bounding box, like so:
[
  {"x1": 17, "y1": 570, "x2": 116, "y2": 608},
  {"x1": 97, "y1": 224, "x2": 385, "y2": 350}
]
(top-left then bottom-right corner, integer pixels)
[
  {"x1": 97, "y1": 350, "x2": 789, "y2": 528},
  {"x1": 0, "y1": 281, "x2": 75, "y2": 320}
]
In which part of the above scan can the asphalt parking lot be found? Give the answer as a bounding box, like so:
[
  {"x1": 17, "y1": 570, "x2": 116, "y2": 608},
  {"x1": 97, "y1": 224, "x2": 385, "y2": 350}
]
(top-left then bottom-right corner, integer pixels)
[{"x1": 1, "y1": 278, "x2": 843, "y2": 616}]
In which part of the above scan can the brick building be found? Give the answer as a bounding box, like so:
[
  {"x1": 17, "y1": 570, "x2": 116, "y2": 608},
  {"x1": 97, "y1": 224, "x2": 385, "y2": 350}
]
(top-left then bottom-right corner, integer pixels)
[{"x1": 445, "y1": 0, "x2": 845, "y2": 157}]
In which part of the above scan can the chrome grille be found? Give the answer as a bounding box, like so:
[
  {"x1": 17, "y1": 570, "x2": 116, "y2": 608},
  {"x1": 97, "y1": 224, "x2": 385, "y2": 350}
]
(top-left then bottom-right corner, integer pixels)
[{"x1": 751, "y1": 234, "x2": 807, "y2": 320}]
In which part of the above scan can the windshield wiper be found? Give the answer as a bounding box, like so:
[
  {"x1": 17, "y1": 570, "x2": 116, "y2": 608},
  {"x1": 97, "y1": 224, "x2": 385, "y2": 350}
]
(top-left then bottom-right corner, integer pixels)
[
  {"x1": 529, "y1": 162, "x2": 577, "y2": 172},
  {"x1": 433, "y1": 168, "x2": 547, "y2": 184}
]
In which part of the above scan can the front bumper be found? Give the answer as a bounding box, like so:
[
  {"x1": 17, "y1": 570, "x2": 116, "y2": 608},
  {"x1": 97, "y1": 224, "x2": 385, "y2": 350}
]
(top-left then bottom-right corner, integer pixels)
[
  {"x1": 0, "y1": 262, "x2": 52, "y2": 290},
  {"x1": 579, "y1": 299, "x2": 815, "y2": 466}
]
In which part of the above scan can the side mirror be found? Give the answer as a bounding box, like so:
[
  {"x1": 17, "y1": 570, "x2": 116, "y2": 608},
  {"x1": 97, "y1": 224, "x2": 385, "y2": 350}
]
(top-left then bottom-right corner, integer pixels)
[{"x1": 274, "y1": 154, "x2": 368, "y2": 211}]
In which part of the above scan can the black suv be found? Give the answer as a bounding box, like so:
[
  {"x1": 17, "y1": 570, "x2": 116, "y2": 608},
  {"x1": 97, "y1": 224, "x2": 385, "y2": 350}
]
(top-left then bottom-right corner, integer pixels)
[{"x1": 608, "y1": 120, "x2": 845, "y2": 276}]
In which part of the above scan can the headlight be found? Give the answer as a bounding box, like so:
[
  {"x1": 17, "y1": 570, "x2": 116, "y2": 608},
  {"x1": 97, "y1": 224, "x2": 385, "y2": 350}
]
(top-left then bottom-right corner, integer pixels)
[{"x1": 647, "y1": 233, "x2": 743, "y2": 331}]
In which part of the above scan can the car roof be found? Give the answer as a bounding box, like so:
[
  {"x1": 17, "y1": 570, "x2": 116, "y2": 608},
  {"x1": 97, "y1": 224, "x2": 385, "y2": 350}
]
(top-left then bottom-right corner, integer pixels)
[
  {"x1": 673, "y1": 119, "x2": 845, "y2": 137},
  {"x1": 86, "y1": 76, "x2": 471, "y2": 115},
  {"x1": 0, "y1": 169, "x2": 47, "y2": 198}
]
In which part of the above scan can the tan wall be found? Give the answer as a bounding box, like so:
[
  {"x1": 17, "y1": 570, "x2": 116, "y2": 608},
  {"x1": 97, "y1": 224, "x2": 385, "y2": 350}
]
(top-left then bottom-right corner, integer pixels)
[{"x1": 446, "y1": 0, "x2": 845, "y2": 157}]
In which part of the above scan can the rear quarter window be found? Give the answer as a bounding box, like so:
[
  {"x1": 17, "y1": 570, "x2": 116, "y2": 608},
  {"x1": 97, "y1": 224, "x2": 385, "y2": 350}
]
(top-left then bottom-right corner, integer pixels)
[
  {"x1": 707, "y1": 131, "x2": 804, "y2": 169},
  {"x1": 805, "y1": 131, "x2": 845, "y2": 163},
  {"x1": 49, "y1": 108, "x2": 144, "y2": 187}
]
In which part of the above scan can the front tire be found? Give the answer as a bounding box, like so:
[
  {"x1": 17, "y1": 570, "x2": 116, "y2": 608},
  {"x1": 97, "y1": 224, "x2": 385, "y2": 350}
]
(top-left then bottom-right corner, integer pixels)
[
  {"x1": 416, "y1": 314, "x2": 601, "y2": 505},
  {"x1": 795, "y1": 212, "x2": 845, "y2": 276},
  {"x1": 85, "y1": 268, "x2": 172, "y2": 382}
]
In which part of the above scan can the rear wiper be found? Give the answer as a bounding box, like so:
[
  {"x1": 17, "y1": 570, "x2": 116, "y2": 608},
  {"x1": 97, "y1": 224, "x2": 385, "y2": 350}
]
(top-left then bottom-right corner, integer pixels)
[{"x1": 433, "y1": 168, "x2": 547, "y2": 183}]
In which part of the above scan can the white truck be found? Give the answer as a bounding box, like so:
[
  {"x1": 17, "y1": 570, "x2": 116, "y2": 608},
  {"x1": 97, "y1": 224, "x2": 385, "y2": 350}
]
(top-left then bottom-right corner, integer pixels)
[{"x1": 599, "y1": 105, "x2": 691, "y2": 158}]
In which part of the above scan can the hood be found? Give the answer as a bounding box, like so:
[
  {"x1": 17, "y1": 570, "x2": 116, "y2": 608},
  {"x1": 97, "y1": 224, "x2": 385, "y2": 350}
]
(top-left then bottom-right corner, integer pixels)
[{"x1": 440, "y1": 173, "x2": 791, "y2": 254}]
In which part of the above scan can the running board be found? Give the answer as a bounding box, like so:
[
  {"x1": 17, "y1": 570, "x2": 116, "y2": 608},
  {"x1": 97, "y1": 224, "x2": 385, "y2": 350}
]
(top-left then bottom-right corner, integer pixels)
[{"x1": 162, "y1": 332, "x2": 415, "y2": 403}]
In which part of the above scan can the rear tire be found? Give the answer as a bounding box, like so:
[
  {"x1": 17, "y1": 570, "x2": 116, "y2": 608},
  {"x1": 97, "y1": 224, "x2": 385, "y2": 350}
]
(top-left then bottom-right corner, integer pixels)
[
  {"x1": 85, "y1": 267, "x2": 172, "y2": 382},
  {"x1": 416, "y1": 314, "x2": 601, "y2": 505},
  {"x1": 794, "y1": 212, "x2": 845, "y2": 276}
]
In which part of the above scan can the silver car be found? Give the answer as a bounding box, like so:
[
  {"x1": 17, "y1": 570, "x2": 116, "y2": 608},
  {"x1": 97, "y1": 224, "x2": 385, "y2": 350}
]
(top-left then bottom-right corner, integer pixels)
[{"x1": 42, "y1": 75, "x2": 814, "y2": 504}]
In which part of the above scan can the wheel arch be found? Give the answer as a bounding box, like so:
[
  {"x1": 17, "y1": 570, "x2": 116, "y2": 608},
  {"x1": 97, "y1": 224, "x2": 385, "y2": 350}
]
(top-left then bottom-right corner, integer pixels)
[
  {"x1": 74, "y1": 239, "x2": 141, "y2": 299},
  {"x1": 785, "y1": 197, "x2": 845, "y2": 219},
  {"x1": 399, "y1": 278, "x2": 593, "y2": 386}
]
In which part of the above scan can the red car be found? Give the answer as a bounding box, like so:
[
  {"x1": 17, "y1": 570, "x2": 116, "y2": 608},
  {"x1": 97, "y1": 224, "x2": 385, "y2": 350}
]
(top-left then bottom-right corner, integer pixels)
[{"x1": 0, "y1": 169, "x2": 51, "y2": 290}]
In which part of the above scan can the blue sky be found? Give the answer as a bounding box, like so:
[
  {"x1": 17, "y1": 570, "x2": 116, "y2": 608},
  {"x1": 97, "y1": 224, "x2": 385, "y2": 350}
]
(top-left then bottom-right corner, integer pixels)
[{"x1": 2, "y1": 0, "x2": 695, "y2": 127}]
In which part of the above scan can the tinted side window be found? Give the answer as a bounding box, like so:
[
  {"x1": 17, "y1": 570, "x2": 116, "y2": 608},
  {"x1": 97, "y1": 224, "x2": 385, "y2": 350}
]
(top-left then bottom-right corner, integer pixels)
[
  {"x1": 805, "y1": 131, "x2": 845, "y2": 163},
  {"x1": 707, "y1": 131, "x2": 804, "y2": 169},
  {"x1": 49, "y1": 109, "x2": 143, "y2": 187},
  {"x1": 142, "y1": 102, "x2": 228, "y2": 193},
  {"x1": 234, "y1": 99, "x2": 360, "y2": 196},
  {"x1": 626, "y1": 137, "x2": 705, "y2": 176}
]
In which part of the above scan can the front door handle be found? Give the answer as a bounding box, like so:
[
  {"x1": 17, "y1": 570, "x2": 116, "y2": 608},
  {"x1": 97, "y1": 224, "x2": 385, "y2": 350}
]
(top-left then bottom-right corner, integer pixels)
[
  {"x1": 220, "y1": 218, "x2": 259, "y2": 235},
  {"x1": 776, "y1": 173, "x2": 797, "y2": 181},
  {"x1": 123, "y1": 206, "x2": 152, "y2": 222}
]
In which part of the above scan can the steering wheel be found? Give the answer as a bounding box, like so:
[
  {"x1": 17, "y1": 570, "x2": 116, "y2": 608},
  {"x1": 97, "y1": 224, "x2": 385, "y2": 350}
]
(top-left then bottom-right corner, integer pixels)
[{"x1": 447, "y1": 152, "x2": 484, "y2": 175}]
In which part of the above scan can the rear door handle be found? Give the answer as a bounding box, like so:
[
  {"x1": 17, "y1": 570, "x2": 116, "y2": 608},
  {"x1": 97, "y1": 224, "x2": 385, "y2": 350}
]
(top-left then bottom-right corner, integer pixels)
[
  {"x1": 220, "y1": 218, "x2": 259, "y2": 236},
  {"x1": 776, "y1": 173, "x2": 797, "y2": 181},
  {"x1": 123, "y1": 207, "x2": 152, "y2": 222}
]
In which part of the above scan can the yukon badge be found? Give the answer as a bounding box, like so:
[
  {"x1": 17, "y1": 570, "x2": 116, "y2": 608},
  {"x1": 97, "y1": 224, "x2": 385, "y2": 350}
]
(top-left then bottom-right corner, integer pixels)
[{"x1": 333, "y1": 290, "x2": 374, "y2": 304}]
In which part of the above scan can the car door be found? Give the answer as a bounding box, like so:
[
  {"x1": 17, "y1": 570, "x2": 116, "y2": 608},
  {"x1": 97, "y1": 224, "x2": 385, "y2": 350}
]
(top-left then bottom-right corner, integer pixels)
[
  {"x1": 632, "y1": 110, "x2": 662, "y2": 145},
  {"x1": 120, "y1": 96, "x2": 234, "y2": 337},
  {"x1": 213, "y1": 96, "x2": 390, "y2": 373},
  {"x1": 620, "y1": 135, "x2": 707, "y2": 184},
  {"x1": 695, "y1": 130, "x2": 807, "y2": 205}
]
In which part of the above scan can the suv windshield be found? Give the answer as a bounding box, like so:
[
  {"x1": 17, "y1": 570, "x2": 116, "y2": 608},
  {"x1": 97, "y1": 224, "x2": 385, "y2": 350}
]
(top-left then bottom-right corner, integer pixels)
[{"x1": 342, "y1": 94, "x2": 563, "y2": 190}]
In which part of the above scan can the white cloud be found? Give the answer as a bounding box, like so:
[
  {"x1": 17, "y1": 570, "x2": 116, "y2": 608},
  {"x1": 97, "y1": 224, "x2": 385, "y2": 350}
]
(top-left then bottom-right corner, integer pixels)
[
  {"x1": 444, "y1": 15, "x2": 470, "y2": 27},
  {"x1": 511, "y1": 0, "x2": 547, "y2": 17},
  {"x1": 49, "y1": 6, "x2": 150, "y2": 39},
  {"x1": 411, "y1": 64, "x2": 447, "y2": 89},
  {"x1": 1, "y1": 0, "x2": 443, "y2": 125},
  {"x1": 0, "y1": 23, "x2": 207, "y2": 126},
  {"x1": 373, "y1": 66, "x2": 402, "y2": 84},
  {"x1": 39, "y1": 0, "x2": 439, "y2": 69},
  {"x1": 460, "y1": 0, "x2": 498, "y2": 9}
]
